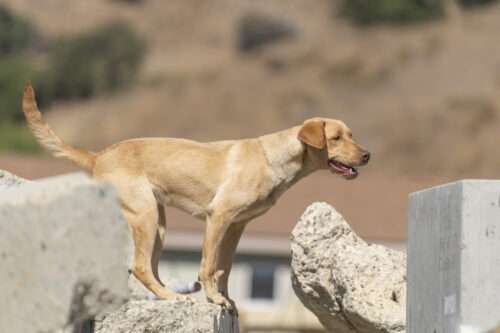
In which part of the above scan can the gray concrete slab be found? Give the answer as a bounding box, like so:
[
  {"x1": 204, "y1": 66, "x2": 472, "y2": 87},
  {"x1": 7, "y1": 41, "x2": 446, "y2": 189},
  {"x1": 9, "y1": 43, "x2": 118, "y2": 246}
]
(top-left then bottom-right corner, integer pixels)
[{"x1": 408, "y1": 180, "x2": 500, "y2": 332}]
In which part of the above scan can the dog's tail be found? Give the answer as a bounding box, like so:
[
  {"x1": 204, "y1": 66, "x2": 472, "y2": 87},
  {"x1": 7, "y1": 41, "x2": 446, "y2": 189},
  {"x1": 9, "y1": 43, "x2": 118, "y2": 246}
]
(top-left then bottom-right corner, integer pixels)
[{"x1": 22, "y1": 82, "x2": 96, "y2": 171}]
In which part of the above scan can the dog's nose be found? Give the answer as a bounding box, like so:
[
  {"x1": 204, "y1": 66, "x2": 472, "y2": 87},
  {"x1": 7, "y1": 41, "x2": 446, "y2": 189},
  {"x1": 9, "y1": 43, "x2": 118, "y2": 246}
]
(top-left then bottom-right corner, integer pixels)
[{"x1": 362, "y1": 151, "x2": 370, "y2": 164}]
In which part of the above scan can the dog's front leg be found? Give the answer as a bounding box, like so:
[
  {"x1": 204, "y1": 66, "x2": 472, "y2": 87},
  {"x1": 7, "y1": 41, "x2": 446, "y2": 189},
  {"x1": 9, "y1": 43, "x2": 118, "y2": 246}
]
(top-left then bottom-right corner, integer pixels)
[
  {"x1": 199, "y1": 212, "x2": 234, "y2": 309},
  {"x1": 214, "y1": 221, "x2": 247, "y2": 316}
]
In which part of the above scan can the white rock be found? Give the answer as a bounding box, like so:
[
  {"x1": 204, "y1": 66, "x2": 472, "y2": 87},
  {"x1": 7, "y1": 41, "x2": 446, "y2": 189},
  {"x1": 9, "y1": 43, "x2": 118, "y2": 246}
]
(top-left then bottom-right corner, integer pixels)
[
  {"x1": 94, "y1": 300, "x2": 240, "y2": 333},
  {"x1": 291, "y1": 202, "x2": 406, "y2": 333}
]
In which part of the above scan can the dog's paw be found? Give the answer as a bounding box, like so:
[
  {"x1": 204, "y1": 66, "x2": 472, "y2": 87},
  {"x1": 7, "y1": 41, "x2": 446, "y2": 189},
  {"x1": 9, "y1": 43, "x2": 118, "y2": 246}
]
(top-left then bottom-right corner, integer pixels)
[
  {"x1": 171, "y1": 293, "x2": 196, "y2": 303},
  {"x1": 152, "y1": 289, "x2": 196, "y2": 303},
  {"x1": 207, "y1": 293, "x2": 237, "y2": 314}
]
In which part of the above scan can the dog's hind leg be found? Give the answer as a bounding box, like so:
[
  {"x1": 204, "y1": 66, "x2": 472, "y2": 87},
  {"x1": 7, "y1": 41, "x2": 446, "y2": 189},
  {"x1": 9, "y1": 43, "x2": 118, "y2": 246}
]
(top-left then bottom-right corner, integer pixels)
[
  {"x1": 151, "y1": 203, "x2": 201, "y2": 295},
  {"x1": 151, "y1": 204, "x2": 166, "y2": 286},
  {"x1": 101, "y1": 175, "x2": 185, "y2": 300},
  {"x1": 127, "y1": 200, "x2": 186, "y2": 300}
]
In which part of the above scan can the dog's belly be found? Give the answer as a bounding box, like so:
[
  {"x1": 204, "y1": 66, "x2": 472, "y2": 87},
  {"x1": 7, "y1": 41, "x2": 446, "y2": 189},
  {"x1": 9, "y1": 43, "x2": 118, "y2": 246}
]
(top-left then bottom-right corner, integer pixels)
[
  {"x1": 168, "y1": 195, "x2": 207, "y2": 218},
  {"x1": 153, "y1": 186, "x2": 207, "y2": 219},
  {"x1": 164, "y1": 194, "x2": 275, "y2": 223},
  {"x1": 157, "y1": 188, "x2": 276, "y2": 223}
]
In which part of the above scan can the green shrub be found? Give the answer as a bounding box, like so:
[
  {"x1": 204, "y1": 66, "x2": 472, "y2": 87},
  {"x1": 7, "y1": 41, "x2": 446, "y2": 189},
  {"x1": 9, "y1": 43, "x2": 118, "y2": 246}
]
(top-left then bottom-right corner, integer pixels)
[
  {"x1": 0, "y1": 16, "x2": 145, "y2": 153},
  {"x1": 237, "y1": 14, "x2": 297, "y2": 52},
  {"x1": 0, "y1": 57, "x2": 37, "y2": 123},
  {"x1": 0, "y1": 122, "x2": 40, "y2": 153},
  {"x1": 0, "y1": 5, "x2": 36, "y2": 55},
  {"x1": 340, "y1": 0, "x2": 445, "y2": 25},
  {"x1": 43, "y1": 22, "x2": 146, "y2": 101}
]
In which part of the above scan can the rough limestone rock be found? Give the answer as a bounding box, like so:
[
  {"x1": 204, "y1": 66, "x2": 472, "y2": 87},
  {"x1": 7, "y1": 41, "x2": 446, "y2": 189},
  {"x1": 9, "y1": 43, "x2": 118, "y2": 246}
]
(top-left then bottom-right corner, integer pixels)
[
  {"x1": 0, "y1": 172, "x2": 131, "y2": 333},
  {"x1": 291, "y1": 202, "x2": 406, "y2": 333},
  {"x1": 94, "y1": 300, "x2": 240, "y2": 333}
]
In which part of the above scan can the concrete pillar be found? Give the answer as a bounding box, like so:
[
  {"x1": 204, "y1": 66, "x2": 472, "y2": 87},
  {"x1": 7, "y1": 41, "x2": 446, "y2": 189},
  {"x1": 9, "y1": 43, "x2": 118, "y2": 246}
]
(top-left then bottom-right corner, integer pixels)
[
  {"x1": 408, "y1": 180, "x2": 500, "y2": 332},
  {"x1": 0, "y1": 173, "x2": 131, "y2": 333}
]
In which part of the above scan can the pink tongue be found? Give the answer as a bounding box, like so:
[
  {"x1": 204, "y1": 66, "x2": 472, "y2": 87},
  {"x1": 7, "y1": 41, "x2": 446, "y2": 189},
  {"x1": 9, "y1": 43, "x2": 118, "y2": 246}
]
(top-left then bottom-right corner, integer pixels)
[
  {"x1": 329, "y1": 161, "x2": 355, "y2": 175},
  {"x1": 339, "y1": 168, "x2": 354, "y2": 177},
  {"x1": 340, "y1": 165, "x2": 349, "y2": 171},
  {"x1": 334, "y1": 163, "x2": 349, "y2": 171}
]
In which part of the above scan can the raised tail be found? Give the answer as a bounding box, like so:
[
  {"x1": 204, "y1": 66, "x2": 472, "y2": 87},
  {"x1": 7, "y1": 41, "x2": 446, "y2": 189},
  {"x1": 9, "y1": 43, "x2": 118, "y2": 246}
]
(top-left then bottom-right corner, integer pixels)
[{"x1": 22, "y1": 82, "x2": 96, "y2": 171}]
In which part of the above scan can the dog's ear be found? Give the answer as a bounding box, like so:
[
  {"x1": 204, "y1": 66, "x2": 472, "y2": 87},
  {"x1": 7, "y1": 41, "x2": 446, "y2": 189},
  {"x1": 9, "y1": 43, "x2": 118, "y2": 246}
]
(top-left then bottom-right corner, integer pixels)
[{"x1": 298, "y1": 119, "x2": 326, "y2": 149}]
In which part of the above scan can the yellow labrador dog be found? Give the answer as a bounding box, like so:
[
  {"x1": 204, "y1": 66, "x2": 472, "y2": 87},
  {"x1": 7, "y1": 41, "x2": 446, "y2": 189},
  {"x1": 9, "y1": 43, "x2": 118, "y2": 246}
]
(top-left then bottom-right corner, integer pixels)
[{"x1": 22, "y1": 83, "x2": 369, "y2": 311}]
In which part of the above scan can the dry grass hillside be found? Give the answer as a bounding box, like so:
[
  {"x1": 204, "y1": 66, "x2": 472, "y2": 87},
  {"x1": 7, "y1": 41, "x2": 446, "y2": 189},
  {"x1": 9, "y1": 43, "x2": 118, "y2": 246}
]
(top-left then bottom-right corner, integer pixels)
[{"x1": 4, "y1": 0, "x2": 500, "y2": 178}]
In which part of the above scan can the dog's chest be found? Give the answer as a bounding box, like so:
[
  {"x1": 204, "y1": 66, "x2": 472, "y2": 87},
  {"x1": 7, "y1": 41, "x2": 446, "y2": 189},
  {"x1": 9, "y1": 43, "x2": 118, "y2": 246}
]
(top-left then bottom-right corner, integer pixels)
[
  {"x1": 234, "y1": 196, "x2": 276, "y2": 222},
  {"x1": 232, "y1": 176, "x2": 295, "y2": 223}
]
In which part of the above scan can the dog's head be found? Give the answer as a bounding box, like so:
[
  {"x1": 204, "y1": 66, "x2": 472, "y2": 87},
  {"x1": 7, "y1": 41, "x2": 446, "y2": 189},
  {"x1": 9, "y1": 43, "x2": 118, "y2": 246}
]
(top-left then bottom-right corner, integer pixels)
[{"x1": 298, "y1": 118, "x2": 370, "y2": 179}]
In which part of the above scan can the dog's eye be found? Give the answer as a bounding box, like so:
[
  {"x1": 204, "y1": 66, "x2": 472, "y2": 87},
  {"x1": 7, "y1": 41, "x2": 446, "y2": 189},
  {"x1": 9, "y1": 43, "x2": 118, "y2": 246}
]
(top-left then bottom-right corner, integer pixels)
[{"x1": 332, "y1": 135, "x2": 341, "y2": 141}]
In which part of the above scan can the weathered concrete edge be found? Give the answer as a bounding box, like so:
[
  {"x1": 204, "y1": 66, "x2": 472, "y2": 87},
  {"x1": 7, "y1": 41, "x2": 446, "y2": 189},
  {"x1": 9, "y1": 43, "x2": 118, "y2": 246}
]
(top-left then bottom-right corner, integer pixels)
[{"x1": 0, "y1": 172, "x2": 115, "y2": 205}]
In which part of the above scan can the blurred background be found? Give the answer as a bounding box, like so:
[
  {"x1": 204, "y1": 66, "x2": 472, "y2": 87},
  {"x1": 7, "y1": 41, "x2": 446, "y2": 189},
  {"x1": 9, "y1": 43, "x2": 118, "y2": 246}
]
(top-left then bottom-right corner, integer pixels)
[{"x1": 1, "y1": 0, "x2": 500, "y2": 331}]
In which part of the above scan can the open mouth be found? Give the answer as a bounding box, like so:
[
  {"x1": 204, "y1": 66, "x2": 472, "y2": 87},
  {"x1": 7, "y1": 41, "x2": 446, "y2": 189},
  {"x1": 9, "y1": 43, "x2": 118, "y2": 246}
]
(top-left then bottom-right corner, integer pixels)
[{"x1": 328, "y1": 159, "x2": 358, "y2": 179}]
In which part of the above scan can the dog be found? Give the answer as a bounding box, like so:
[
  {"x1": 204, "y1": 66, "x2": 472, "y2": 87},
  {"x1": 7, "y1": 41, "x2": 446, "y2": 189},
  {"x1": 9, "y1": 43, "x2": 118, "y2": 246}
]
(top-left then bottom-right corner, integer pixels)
[{"x1": 22, "y1": 83, "x2": 370, "y2": 311}]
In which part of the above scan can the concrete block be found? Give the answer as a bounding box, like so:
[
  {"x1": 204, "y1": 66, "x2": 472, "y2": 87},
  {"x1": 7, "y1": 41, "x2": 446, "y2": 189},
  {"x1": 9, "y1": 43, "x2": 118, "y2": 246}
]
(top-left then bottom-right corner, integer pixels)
[
  {"x1": 0, "y1": 169, "x2": 27, "y2": 190},
  {"x1": 0, "y1": 172, "x2": 131, "y2": 333},
  {"x1": 408, "y1": 180, "x2": 500, "y2": 332}
]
